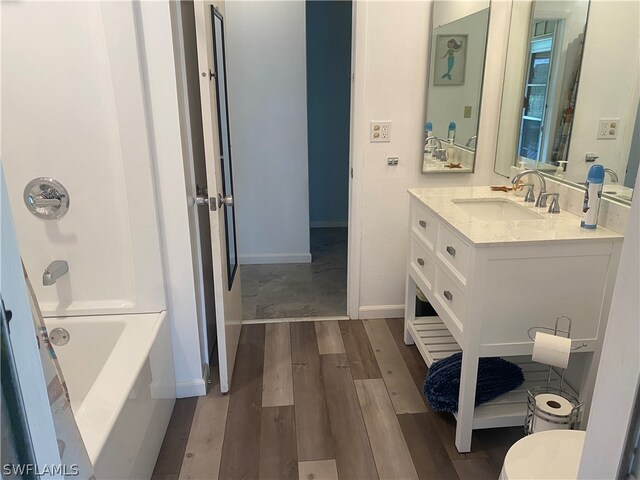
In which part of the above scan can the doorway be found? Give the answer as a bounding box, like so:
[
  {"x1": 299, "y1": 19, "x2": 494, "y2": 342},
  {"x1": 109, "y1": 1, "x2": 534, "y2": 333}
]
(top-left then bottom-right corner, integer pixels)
[{"x1": 221, "y1": 0, "x2": 352, "y2": 321}]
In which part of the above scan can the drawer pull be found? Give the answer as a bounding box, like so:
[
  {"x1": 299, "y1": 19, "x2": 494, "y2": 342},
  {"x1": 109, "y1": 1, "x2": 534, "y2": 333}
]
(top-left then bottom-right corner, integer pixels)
[
  {"x1": 446, "y1": 246, "x2": 456, "y2": 257},
  {"x1": 417, "y1": 258, "x2": 425, "y2": 266},
  {"x1": 443, "y1": 290, "x2": 453, "y2": 301},
  {"x1": 418, "y1": 220, "x2": 427, "y2": 228}
]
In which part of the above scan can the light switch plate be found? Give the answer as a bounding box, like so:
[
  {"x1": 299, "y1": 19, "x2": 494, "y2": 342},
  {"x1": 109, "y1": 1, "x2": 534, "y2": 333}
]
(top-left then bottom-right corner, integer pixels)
[
  {"x1": 370, "y1": 121, "x2": 391, "y2": 142},
  {"x1": 464, "y1": 106, "x2": 472, "y2": 118},
  {"x1": 597, "y1": 118, "x2": 620, "y2": 139}
]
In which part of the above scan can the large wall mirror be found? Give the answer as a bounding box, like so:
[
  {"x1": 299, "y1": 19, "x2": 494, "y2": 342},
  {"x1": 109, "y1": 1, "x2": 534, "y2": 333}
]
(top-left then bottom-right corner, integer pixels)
[
  {"x1": 494, "y1": 0, "x2": 640, "y2": 205},
  {"x1": 422, "y1": 0, "x2": 491, "y2": 174}
]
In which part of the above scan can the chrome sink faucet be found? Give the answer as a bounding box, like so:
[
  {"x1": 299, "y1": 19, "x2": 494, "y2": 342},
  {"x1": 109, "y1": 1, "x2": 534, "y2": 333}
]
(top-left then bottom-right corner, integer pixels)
[
  {"x1": 539, "y1": 192, "x2": 561, "y2": 214},
  {"x1": 521, "y1": 184, "x2": 535, "y2": 203},
  {"x1": 43, "y1": 260, "x2": 68, "y2": 286},
  {"x1": 425, "y1": 136, "x2": 443, "y2": 159},
  {"x1": 465, "y1": 135, "x2": 477, "y2": 148},
  {"x1": 604, "y1": 168, "x2": 619, "y2": 184},
  {"x1": 511, "y1": 170, "x2": 547, "y2": 208}
]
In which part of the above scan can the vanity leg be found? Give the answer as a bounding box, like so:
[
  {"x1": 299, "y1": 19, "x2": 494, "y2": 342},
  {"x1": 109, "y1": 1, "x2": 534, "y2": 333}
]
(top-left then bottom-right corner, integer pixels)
[
  {"x1": 455, "y1": 351, "x2": 479, "y2": 453},
  {"x1": 404, "y1": 275, "x2": 416, "y2": 345}
]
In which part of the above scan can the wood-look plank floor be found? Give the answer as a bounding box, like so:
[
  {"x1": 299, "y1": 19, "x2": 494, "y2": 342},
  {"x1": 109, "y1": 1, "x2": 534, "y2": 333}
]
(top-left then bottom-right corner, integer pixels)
[
  {"x1": 153, "y1": 319, "x2": 523, "y2": 480},
  {"x1": 262, "y1": 323, "x2": 294, "y2": 407},
  {"x1": 179, "y1": 373, "x2": 229, "y2": 480},
  {"x1": 291, "y1": 322, "x2": 335, "y2": 462}
]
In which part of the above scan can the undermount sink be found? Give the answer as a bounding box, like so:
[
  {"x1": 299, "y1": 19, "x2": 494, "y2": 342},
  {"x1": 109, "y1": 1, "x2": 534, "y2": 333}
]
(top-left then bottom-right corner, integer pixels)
[{"x1": 452, "y1": 198, "x2": 544, "y2": 221}]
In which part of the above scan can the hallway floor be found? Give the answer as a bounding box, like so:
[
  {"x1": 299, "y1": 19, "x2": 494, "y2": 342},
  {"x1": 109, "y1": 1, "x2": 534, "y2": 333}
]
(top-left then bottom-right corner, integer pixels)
[
  {"x1": 241, "y1": 228, "x2": 347, "y2": 320},
  {"x1": 152, "y1": 318, "x2": 523, "y2": 480}
]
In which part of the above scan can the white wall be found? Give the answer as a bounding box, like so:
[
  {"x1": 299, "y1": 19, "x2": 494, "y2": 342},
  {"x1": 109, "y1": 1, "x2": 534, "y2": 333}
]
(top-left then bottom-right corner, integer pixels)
[
  {"x1": 2, "y1": 0, "x2": 203, "y2": 398},
  {"x1": 578, "y1": 171, "x2": 640, "y2": 478},
  {"x1": 432, "y1": 0, "x2": 489, "y2": 27},
  {"x1": 427, "y1": 7, "x2": 489, "y2": 144},
  {"x1": 350, "y1": 0, "x2": 512, "y2": 318},
  {"x1": 2, "y1": 1, "x2": 165, "y2": 317},
  {"x1": 226, "y1": 1, "x2": 311, "y2": 265},
  {"x1": 138, "y1": 1, "x2": 206, "y2": 397},
  {"x1": 559, "y1": 1, "x2": 639, "y2": 183}
]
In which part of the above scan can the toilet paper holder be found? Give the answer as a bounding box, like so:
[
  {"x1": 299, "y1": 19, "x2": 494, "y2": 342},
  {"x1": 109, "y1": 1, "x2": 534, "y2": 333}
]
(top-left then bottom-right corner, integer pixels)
[
  {"x1": 526, "y1": 315, "x2": 588, "y2": 351},
  {"x1": 524, "y1": 315, "x2": 585, "y2": 435}
]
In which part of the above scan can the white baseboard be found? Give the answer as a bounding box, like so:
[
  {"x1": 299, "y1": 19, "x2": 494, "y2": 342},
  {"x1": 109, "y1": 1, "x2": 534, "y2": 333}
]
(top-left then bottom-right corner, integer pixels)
[
  {"x1": 175, "y1": 378, "x2": 207, "y2": 398},
  {"x1": 358, "y1": 304, "x2": 405, "y2": 319},
  {"x1": 310, "y1": 220, "x2": 348, "y2": 228},
  {"x1": 240, "y1": 253, "x2": 312, "y2": 265}
]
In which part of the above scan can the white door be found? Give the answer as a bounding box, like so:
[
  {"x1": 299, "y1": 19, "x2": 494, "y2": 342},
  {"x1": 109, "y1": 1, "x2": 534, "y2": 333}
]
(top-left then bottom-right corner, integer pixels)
[{"x1": 194, "y1": 1, "x2": 243, "y2": 394}]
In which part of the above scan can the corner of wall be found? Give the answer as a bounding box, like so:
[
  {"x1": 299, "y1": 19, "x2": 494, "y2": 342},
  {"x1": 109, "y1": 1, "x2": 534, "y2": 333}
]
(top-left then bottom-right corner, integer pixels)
[
  {"x1": 350, "y1": 0, "x2": 513, "y2": 313},
  {"x1": 138, "y1": 0, "x2": 205, "y2": 396}
]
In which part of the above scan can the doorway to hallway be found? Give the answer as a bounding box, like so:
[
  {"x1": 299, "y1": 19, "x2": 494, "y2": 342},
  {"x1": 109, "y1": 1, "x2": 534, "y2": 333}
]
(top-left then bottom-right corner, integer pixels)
[
  {"x1": 226, "y1": 0, "x2": 352, "y2": 321},
  {"x1": 241, "y1": 227, "x2": 347, "y2": 320}
]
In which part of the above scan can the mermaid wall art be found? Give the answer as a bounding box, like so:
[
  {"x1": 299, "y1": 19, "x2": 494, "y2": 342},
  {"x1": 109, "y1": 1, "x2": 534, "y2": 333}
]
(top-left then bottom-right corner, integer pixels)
[{"x1": 433, "y1": 34, "x2": 467, "y2": 86}]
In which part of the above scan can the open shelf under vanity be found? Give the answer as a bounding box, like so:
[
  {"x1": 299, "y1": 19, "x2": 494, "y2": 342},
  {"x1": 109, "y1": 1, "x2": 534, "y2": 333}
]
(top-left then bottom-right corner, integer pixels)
[{"x1": 406, "y1": 316, "x2": 580, "y2": 430}]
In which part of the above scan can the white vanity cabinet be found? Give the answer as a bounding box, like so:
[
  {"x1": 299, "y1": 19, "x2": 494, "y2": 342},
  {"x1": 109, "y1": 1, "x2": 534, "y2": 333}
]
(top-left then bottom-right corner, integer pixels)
[{"x1": 403, "y1": 187, "x2": 623, "y2": 452}]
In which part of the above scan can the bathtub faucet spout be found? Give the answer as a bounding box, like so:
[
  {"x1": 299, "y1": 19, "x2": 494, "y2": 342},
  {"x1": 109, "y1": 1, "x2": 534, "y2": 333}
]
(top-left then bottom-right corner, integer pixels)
[{"x1": 43, "y1": 260, "x2": 68, "y2": 286}]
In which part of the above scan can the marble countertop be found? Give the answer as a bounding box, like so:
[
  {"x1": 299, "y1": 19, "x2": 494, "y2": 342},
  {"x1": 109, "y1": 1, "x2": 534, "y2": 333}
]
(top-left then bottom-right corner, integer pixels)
[
  {"x1": 422, "y1": 159, "x2": 473, "y2": 173},
  {"x1": 408, "y1": 186, "x2": 624, "y2": 247},
  {"x1": 423, "y1": 148, "x2": 474, "y2": 174}
]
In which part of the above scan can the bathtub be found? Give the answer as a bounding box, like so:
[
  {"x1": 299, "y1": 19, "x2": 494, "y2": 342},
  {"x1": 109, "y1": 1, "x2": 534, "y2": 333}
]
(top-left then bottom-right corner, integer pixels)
[{"x1": 45, "y1": 312, "x2": 175, "y2": 479}]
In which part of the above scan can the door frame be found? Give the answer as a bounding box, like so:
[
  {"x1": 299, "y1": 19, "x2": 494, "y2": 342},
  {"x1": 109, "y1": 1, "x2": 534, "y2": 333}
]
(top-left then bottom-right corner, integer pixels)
[
  {"x1": 347, "y1": 0, "x2": 366, "y2": 320},
  {"x1": 177, "y1": 0, "x2": 366, "y2": 327}
]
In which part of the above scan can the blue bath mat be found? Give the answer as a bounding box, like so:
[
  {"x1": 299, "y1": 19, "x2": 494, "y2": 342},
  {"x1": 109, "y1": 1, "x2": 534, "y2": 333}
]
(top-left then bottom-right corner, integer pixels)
[{"x1": 422, "y1": 353, "x2": 524, "y2": 413}]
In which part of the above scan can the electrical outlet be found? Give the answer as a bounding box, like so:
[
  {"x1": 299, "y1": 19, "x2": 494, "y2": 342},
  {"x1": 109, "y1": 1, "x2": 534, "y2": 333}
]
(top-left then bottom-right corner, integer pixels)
[
  {"x1": 370, "y1": 121, "x2": 392, "y2": 143},
  {"x1": 464, "y1": 106, "x2": 472, "y2": 118},
  {"x1": 597, "y1": 118, "x2": 620, "y2": 139},
  {"x1": 387, "y1": 156, "x2": 399, "y2": 166}
]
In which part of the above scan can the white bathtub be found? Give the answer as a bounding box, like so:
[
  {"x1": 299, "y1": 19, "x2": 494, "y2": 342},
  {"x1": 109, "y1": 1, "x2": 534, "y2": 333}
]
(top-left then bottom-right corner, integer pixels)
[{"x1": 45, "y1": 312, "x2": 175, "y2": 479}]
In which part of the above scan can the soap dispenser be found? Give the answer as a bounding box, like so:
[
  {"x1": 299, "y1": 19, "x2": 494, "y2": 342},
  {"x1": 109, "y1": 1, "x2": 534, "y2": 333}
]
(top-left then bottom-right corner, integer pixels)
[{"x1": 556, "y1": 161, "x2": 568, "y2": 178}]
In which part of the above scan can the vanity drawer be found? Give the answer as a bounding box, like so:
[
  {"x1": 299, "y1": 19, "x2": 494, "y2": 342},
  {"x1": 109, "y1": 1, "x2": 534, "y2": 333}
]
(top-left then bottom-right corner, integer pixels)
[
  {"x1": 410, "y1": 238, "x2": 436, "y2": 291},
  {"x1": 411, "y1": 201, "x2": 437, "y2": 250},
  {"x1": 434, "y1": 265, "x2": 467, "y2": 329},
  {"x1": 437, "y1": 223, "x2": 471, "y2": 284}
]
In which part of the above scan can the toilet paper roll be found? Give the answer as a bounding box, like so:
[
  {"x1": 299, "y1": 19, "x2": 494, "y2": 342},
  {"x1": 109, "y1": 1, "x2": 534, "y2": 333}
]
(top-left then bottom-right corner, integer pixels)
[
  {"x1": 531, "y1": 393, "x2": 574, "y2": 433},
  {"x1": 532, "y1": 332, "x2": 571, "y2": 369}
]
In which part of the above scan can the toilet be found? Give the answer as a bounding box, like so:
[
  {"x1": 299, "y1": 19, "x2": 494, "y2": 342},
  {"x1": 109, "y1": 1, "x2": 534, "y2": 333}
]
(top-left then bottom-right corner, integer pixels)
[{"x1": 500, "y1": 430, "x2": 586, "y2": 480}]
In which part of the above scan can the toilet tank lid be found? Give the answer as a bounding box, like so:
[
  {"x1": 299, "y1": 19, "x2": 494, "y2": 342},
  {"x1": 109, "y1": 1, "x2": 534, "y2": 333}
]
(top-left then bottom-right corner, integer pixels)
[{"x1": 502, "y1": 430, "x2": 586, "y2": 480}]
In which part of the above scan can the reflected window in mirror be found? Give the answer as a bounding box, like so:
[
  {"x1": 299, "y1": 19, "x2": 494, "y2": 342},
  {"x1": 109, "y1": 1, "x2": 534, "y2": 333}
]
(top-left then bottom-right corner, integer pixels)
[
  {"x1": 519, "y1": 23, "x2": 557, "y2": 162},
  {"x1": 422, "y1": 0, "x2": 491, "y2": 175}
]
